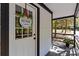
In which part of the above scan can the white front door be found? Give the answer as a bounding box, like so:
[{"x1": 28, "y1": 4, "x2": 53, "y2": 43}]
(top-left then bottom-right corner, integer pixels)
[{"x1": 9, "y1": 3, "x2": 37, "y2": 56}]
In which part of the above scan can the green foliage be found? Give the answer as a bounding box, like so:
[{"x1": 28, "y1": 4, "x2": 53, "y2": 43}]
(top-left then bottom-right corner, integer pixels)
[
  {"x1": 63, "y1": 38, "x2": 74, "y2": 45},
  {"x1": 52, "y1": 17, "x2": 74, "y2": 29},
  {"x1": 17, "y1": 12, "x2": 24, "y2": 17}
]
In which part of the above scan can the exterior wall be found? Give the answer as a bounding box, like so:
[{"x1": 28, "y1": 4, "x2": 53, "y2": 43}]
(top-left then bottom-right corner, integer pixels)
[{"x1": 35, "y1": 4, "x2": 52, "y2": 56}]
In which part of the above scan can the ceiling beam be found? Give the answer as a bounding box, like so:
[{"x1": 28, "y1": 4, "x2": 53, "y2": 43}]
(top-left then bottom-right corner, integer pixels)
[
  {"x1": 38, "y1": 3, "x2": 53, "y2": 14},
  {"x1": 74, "y1": 3, "x2": 79, "y2": 17},
  {"x1": 53, "y1": 15, "x2": 74, "y2": 20}
]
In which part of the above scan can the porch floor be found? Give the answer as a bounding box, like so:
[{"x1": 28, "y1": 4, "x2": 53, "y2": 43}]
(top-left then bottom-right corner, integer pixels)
[{"x1": 46, "y1": 41, "x2": 79, "y2": 56}]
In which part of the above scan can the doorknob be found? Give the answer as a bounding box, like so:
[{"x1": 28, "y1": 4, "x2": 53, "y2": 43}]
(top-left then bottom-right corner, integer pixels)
[
  {"x1": 34, "y1": 33, "x2": 36, "y2": 36},
  {"x1": 33, "y1": 33, "x2": 36, "y2": 40},
  {"x1": 33, "y1": 37, "x2": 36, "y2": 40}
]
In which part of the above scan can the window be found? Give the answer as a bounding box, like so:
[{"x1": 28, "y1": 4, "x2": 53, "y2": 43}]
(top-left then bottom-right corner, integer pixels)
[{"x1": 15, "y1": 4, "x2": 33, "y2": 39}]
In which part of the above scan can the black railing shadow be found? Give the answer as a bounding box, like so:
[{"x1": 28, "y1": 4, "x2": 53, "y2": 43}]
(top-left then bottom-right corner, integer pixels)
[{"x1": 46, "y1": 45, "x2": 75, "y2": 56}]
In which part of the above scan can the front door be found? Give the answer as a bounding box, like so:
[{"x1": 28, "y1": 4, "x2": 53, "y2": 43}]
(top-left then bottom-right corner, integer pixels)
[{"x1": 9, "y1": 3, "x2": 37, "y2": 56}]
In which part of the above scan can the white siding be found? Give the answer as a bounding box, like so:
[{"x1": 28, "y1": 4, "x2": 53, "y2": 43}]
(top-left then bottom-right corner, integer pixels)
[{"x1": 35, "y1": 4, "x2": 52, "y2": 56}]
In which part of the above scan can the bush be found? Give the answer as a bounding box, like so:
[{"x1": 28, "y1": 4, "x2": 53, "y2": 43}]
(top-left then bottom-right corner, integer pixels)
[{"x1": 63, "y1": 37, "x2": 74, "y2": 45}]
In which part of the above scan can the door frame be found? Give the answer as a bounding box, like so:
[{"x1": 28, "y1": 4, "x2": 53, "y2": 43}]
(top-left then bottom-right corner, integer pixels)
[
  {"x1": 1, "y1": 3, "x2": 9, "y2": 56},
  {"x1": 1, "y1": 3, "x2": 40, "y2": 56},
  {"x1": 30, "y1": 3, "x2": 40, "y2": 56}
]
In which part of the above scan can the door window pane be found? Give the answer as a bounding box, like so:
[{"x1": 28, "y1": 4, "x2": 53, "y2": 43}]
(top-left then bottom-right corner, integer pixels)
[{"x1": 15, "y1": 4, "x2": 33, "y2": 39}]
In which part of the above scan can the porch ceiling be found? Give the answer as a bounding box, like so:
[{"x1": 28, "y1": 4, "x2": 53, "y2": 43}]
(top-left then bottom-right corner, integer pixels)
[{"x1": 45, "y1": 3, "x2": 76, "y2": 19}]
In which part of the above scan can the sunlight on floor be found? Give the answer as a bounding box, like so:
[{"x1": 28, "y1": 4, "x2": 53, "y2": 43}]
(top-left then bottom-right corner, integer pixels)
[
  {"x1": 48, "y1": 44, "x2": 77, "y2": 56},
  {"x1": 50, "y1": 46, "x2": 65, "y2": 54}
]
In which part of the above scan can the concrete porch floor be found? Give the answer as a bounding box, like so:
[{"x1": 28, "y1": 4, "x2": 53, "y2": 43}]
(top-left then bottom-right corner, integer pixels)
[{"x1": 46, "y1": 41, "x2": 79, "y2": 56}]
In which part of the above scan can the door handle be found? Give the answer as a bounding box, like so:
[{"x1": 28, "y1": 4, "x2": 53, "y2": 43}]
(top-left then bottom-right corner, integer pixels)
[
  {"x1": 33, "y1": 33, "x2": 36, "y2": 40},
  {"x1": 34, "y1": 33, "x2": 36, "y2": 36},
  {"x1": 33, "y1": 37, "x2": 36, "y2": 40}
]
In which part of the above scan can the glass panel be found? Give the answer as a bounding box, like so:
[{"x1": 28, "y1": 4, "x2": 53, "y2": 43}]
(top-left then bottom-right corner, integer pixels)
[
  {"x1": 16, "y1": 29, "x2": 22, "y2": 39},
  {"x1": 23, "y1": 28, "x2": 28, "y2": 37},
  {"x1": 15, "y1": 5, "x2": 23, "y2": 39},
  {"x1": 15, "y1": 17, "x2": 21, "y2": 27},
  {"x1": 15, "y1": 4, "x2": 33, "y2": 39}
]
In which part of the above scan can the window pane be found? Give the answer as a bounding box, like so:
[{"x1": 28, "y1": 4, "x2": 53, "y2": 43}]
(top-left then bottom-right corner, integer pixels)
[{"x1": 15, "y1": 4, "x2": 33, "y2": 39}]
